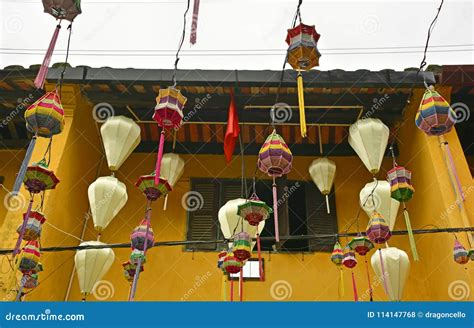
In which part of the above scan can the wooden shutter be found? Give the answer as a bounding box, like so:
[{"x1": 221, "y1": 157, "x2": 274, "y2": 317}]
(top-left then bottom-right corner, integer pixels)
[
  {"x1": 305, "y1": 182, "x2": 338, "y2": 252},
  {"x1": 186, "y1": 179, "x2": 219, "y2": 250}
]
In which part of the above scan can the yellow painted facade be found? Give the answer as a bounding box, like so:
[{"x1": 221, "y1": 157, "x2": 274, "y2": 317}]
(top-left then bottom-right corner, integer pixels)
[{"x1": 0, "y1": 84, "x2": 472, "y2": 301}]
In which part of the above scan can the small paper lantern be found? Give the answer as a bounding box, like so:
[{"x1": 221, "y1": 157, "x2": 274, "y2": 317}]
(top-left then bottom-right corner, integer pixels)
[
  {"x1": 23, "y1": 160, "x2": 60, "y2": 193},
  {"x1": 237, "y1": 196, "x2": 272, "y2": 226},
  {"x1": 100, "y1": 116, "x2": 141, "y2": 172},
  {"x1": 130, "y1": 249, "x2": 146, "y2": 265},
  {"x1": 309, "y1": 157, "x2": 336, "y2": 213},
  {"x1": 43, "y1": 0, "x2": 82, "y2": 21},
  {"x1": 387, "y1": 166, "x2": 415, "y2": 202},
  {"x1": 122, "y1": 261, "x2": 144, "y2": 283},
  {"x1": 342, "y1": 246, "x2": 357, "y2": 269},
  {"x1": 453, "y1": 240, "x2": 469, "y2": 265},
  {"x1": 360, "y1": 180, "x2": 400, "y2": 230},
  {"x1": 366, "y1": 212, "x2": 391, "y2": 244},
  {"x1": 348, "y1": 236, "x2": 374, "y2": 256},
  {"x1": 221, "y1": 253, "x2": 243, "y2": 274},
  {"x1": 17, "y1": 240, "x2": 41, "y2": 274},
  {"x1": 217, "y1": 251, "x2": 227, "y2": 271},
  {"x1": 130, "y1": 219, "x2": 154, "y2": 251},
  {"x1": 23, "y1": 273, "x2": 40, "y2": 290},
  {"x1": 24, "y1": 90, "x2": 65, "y2": 138},
  {"x1": 415, "y1": 86, "x2": 456, "y2": 136},
  {"x1": 349, "y1": 119, "x2": 389, "y2": 175},
  {"x1": 16, "y1": 211, "x2": 46, "y2": 241},
  {"x1": 285, "y1": 23, "x2": 321, "y2": 71},
  {"x1": 135, "y1": 174, "x2": 172, "y2": 201},
  {"x1": 160, "y1": 153, "x2": 185, "y2": 187},
  {"x1": 330, "y1": 242, "x2": 344, "y2": 266},
  {"x1": 233, "y1": 232, "x2": 251, "y2": 261}
]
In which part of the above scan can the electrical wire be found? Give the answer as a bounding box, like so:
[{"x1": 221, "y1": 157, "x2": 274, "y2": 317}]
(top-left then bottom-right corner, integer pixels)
[{"x1": 171, "y1": 0, "x2": 191, "y2": 86}]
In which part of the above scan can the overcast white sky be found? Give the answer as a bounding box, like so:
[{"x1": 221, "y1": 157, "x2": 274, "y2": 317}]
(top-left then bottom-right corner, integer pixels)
[{"x1": 0, "y1": 0, "x2": 473, "y2": 71}]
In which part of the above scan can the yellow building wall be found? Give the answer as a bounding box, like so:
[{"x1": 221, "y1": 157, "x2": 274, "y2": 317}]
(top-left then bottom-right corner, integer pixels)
[{"x1": 0, "y1": 85, "x2": 472, "y2": 302}]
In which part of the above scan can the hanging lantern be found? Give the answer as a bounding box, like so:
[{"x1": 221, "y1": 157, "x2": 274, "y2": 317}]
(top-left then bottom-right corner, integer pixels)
[
  {"x1": 330, "y1": 242, "x2": 345, "y2": 297},
  {"x1": 12, "y1": 91, "x2": 64, "y2": 195},
  {"x1": 35, "y1": 1, "x2": 82, "y2": 89},
  {"x1": 100, "y1": 116, "x2": 141, "y2": 172},
  {"x1": 74, "y1": 241, "x2": 115, "y2": 297},
  {"x1": 371, "y1": 247, "x2": 410, "y2": 301},
  {"x1": 453, "y1": 240, "x2": 469, "y2": 265},
  {"x1": 233, "y1": 232, "x2": 252, "y2": 261},
  {"x1": 217, "y1": 251, "x2": 227, "y2": 271},
  {"x1": 16, "y1": 211, "x2": 46, "y2": 241},
  {"x1": 366, "y1": 211, "x2": 391, "y2": 244},
  {"x1": 160, "y1": 153, "x2": 185, "y2": 210},
  {"x1": 285, "y1": 23, "x2": 321, "y2": 138},
  {"x1": 309, "y1": 157, "x2": 336, "y2": 214},
  {"x1": 23, "y1": 160, "x2": 60, "y2": 194},
  {"x1": 130, "y1": 249, "x2": 146, "y2": 266},
  {"x1": 360, "y1": 180, "x2": 400, "y2": 230},
  {"x1": 17, "y1": 240, "x2": 41, "y2": 274},
  {"x1": 122, "y1": 261, "x2": 144, "y2": 284},
  {"x1": 416, "y1": 86, "x2": 456, "y2": 136},
  {"x1": 257, "y1": 130, "x2": 292, "y2": 242},
  {"x1": 221, "y1": 252, "x2": 243, "y2": 274},
  {"x1": 342, "y1": 246, "x2": 357, "y2": 269},
  {"x1": 237, "y1": 196, "x2": 272, "y2": 227},
  {"x1": 130, "y1": 219, "x2": 155, "y2": 251},
  {"x1": 135, "y1": 174, "x2": 172, "y2": 201},
  {"x1": 88, "y1": 176, "x2": 128, "y2": 233},
  {"x1": 152, "y1": 87, "x2": 187, "y2": 185},
  {"x1": 23, "y1": 273, "x2": 40, "y2": 290},
  {"x1": 348, "y1": 119, "x2": 389, "y2": 175},
  {"x1": 348, "y1": 236, "x2": 373, "y2": 256}
]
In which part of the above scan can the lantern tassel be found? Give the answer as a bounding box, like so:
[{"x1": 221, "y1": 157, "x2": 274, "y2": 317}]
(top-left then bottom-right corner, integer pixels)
[
  {"x1": 351, "y1": 271, "x2": 358, "y2": 302},
  {"x1": 34, "y1": 24, "x2": 61, "y2": 89},
  {"x1": 230, "y1": 278, "x2": 234, "y2": 302},
  {"x1": 239, "y1": 268, "x2": 243, "y2": 302},
  {"x1": 13, "y1": 198, "x2": 34, "y2": 258},
  {"x1": 338, "y1": 267, "x2": 344, "y2": 298},
  {"x1": 297, "y1": 72, "x2": 307, "y2": 138},
  {"x1": 444, "y1": 141, "x2": 465, "y2": 202},
  {"x1": 325, "y1": 194, "x2": 330, "y2": 214},
  {"x1": 365, "y1": 259, "x2": 373, "y2": 302},
  {"x1": 163, "y1": 194, "x2": 169, "y2": 211},
  {"x1": 378, "y1": 249, "x2": 390, "y2": 298},
  {"x1": 154, "y1": 130, "x2": 166, "y2": 185},
  {"x1": 272, "y1": 177, "x2": 280, "y2": 243},
  {"x1": 221, "y1": 275, "x2": 227, "y2": 301},
  {"x1": 403, "y1": 208, "x2": 419, "y2": 261},
  {"x1": 189, "y1": 0, "x2": 200, "y2": 45},
  {"x1": 12, "y1": 136, "x2": 37, "y2": 196},
  {"x1": 257, "y1": 233, "x2": 264, "y2": 281}
]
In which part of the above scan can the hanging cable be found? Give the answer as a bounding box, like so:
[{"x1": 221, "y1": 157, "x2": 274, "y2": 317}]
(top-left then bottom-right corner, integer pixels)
[{"x1": 171, "y1": 0, "x2": 191, "y2": 87}]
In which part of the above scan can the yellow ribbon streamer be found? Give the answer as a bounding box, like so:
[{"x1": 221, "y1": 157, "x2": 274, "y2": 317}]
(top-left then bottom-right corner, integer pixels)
[{"x1": 297, "y1": 72, "x2": 307, "y2": 138}]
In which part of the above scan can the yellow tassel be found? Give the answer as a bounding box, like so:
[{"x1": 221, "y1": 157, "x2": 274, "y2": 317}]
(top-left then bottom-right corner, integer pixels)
[
  {"x1": 297, "y1": 72, "x2": 307, "y2": 138},
  {"x1": 221, "y1": 274, "x2": 227, "y2": 301},
  {"x1": 338, "y1": 266, "x2": 345, "y2": 298},
  {"x1": 403, "y1": 209, "x2": 420, "y2": 261}
]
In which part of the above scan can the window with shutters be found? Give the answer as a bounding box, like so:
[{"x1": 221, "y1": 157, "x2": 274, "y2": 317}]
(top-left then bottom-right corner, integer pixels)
[{"x1": 185, "y1": 178, "x2": 338, "y2": 252}]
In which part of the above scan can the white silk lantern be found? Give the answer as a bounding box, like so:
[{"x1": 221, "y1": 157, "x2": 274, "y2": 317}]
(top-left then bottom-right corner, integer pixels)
[
  {"x1": 160, "y1": 153, "x2": 185, "y2": 210},
  {"x1": 309, "y1": 157, "x2": 336, "y2": 213}
]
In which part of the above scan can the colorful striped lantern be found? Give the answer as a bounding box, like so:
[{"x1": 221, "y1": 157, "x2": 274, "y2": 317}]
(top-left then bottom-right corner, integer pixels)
[
  {"x1": 416, "y1": 86, "x2": 456, "y2": 136},
  {"x1": 17, "y1": 240, "x2": 41, "y2": 274},
  {"x1": 135, "y1": 174, "x2": 172, "y2": 201},
  {"x1": 453, "y1": 239, "x2": 469, "y2": 265},
  {"x1": 342, "y1": 246, "x2": 358, "y2": 302},
  {"x1": 13, "y1": 91, "x2": 64, "y2": 195},
  {"x1": 152, "y1": 87, "x2": 187, "y2": 185},
  {"x1": 366, "y1": 212, "x2": 392, "y2": 244},
  {"x1": 331, "y1": 242, "x2": 345, "y2": 297},
  {"x1": 222, "y1": 252, "x2": 243, "y2": 275},
  {"x1": 130, "y1": 249, "x2": 146, "y2": 266},
  {"x1": 122, "y1": 261, "x2": 144, "y2": 284},
  {"x1": 16, "y1": 211, "x2": 46, "y2": 241},
  {"x1": 348, "y1": 236, "x2": 373, "y2": 256},
  {"x1": 217, "y1": 251, "x2": 227, "y2": 271},
  {"x1": 23, "y1": 273, "x2": 40, "y2": 290},
  {"x1": 258, "y1": 130, "x2": 293, "y2": 242},
  {"x1": 35, "y1": 1, "x2": 82, "y2": 89},
  {"x1": 387, "y1": 164, "x2": 419, "y2": 261},
  {"x1": 286, "y1": 23, "x2": 321, "y2": 137},
  {"x1": 233, "y1": 232, "x2": 251, "y2": 261},
  {"x1": 130, "y1": 219, "x2": 155, "y2": 251}
]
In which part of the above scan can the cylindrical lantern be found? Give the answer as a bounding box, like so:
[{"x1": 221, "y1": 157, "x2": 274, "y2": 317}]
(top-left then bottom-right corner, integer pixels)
[
  {"x1": 366, "y1": 212, "x2": 391, "y2": 244},
  {"x1": 348, "y1": 236, "x2": 374, "y2": 256},
  {"x1": 371, "y1": 247, "x2": 410, "y2": 301},
  {"x1": 233, "y1": 232, "x2": 251, "y2": 261},
  {"x1": 16, "y1": 211, "x2": 46, "y2": 241},
  {"x1": 130, "y1": 219, "x2": 155, "y2": 251},
  {"x1": 348, "y1": 119, "x2": 389, "y2": 175},
  {"x1": 387, "y1": 166, "x2": 415, "y2": 202},
  {"x1": 415, "y1": 86, "x2": 456, "y2": 136},
  {"x1": 17, "y1": 240, "x2": 41, "y2": 274},
  {"x1": 330, "y1": 242, "x2": 345, "y2": 297},
  {"x1": 360, "y1": 180, "x2": 400, "y2": 230},
  {"x1": 453, "y1": 240, "x2": 469, "y2": 265},
  {"x1": 342, "y1": 247, "x2": 357, "y2": 269},
  {"x1": 309, "y1": 157, "x2": 336, "y2": 213},
  {"x1": 25, "y1": 90, "x2": 65, "y2": 138},
  {"x1": 74, "y1": 241, "x2": 115, "y2": 296},
  {"x1": 88, "y1": 176, "x2": 128, "y2": 232},
  {"x1": 100, "y1": 116, "x2": 141, "y2": 172},
  {"x1": 221, "y1": 252, "x2": 243, "y2": 274}
]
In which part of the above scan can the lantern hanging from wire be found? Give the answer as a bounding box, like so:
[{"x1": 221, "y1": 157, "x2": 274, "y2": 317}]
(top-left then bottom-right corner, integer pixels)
[
  {"x1": 387, "y1": 148, "x2": 419, "y2": 261},
  {"x1": 221, "y1": 252, "x2": 243, "y2": 302},
  {"x1": 160, "y1": 153, "x2": 185, "y2": 210},
  {"x1": 330, "y1": 241, "x2": 345, "y2": 297},
  {"x1": 258, "y1": 130, "x2": 293, "y2": 242},
  {"x1": 371, "y1": 247, "x2": 410, "y2": 301},
  {"x1": 309, "y1": 157, "x2": 336, "y2": 214},
  {"x1": 285, "y1": 22, "x2": 321, "y2": 138},
  {"x1": 74, "y1": 241, "x2": 115, "y2": 301},
  {"x1": 100, "y1": 116, "x2": 141, "y2": 172},
  {"x1": 16, "y1": 211, "x2": 46, "y2": 241},
  {"x1": 453, "y1": 239, "x2": 469, "y2": 265},
  {"x1": 17, "y1": 240, "x2": 41, "y2": 274},
  {"x1": 233, "y1": 232, "x2": 251, "y2": 262},
  {"x1": 360, "y1": 180, "x2": 400, "y2": 231},
  {"x1": 348, "y1": 118, "x2": 389, "y2": 175},
  {"x1": 348, "y1": 236, "x2": 374, "y2": 301},
  {"x1": 35, "y1": 1, "x2": 82, "y2": 89},
  {"x1": 13, "y1": 90, "x2": 65, "y2": 196},
  {"x1": 135, "y1": 173, "x2": 172, "y2": 202},
  {"x1": 237, "y1": 193, "x2": 271, "y2": 281},
  {"x1": 122, "y1": 260, "x2": 144, "y2": 284},
  {"x1": 152, "y1": 87, "x2": 187, "y2": 185},
  {"x1": 131, "y1": 218, "x2": 155, "y2": 251},
  {"x1": 366, "y1": 211, "x2": 391, "y2": 244},
  {"x1": 342, "y1": 246, "x2": 358, "y2": 302}
]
